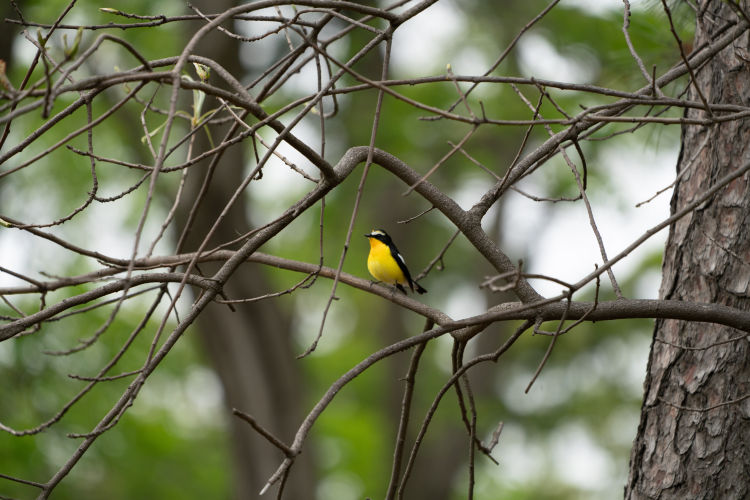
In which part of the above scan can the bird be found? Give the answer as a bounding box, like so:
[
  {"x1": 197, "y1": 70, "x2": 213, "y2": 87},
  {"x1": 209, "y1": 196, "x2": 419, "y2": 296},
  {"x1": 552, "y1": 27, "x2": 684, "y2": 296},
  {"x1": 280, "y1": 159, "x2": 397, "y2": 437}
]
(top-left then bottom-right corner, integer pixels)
[{"x1": 364, "y1": 229, "x2": 427, "y2": 295}]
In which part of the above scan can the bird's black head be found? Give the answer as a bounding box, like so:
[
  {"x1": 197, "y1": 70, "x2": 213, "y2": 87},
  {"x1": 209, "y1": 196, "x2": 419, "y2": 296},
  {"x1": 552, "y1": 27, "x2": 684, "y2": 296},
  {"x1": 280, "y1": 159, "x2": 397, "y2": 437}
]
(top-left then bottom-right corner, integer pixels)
[{"x1": 364, "y1": 229, "x2": 392, "y2": 245}]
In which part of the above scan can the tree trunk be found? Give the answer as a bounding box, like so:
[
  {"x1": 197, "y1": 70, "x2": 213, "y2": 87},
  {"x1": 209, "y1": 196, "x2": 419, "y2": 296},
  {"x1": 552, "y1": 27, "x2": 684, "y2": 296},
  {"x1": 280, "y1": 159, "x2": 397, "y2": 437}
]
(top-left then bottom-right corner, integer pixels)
[
  {"x1": 178, "y1": 2, "x2": 314, "y2": 498},
  {"x1": 625, "y1": 2, "x2": 750, "y2": 498}
]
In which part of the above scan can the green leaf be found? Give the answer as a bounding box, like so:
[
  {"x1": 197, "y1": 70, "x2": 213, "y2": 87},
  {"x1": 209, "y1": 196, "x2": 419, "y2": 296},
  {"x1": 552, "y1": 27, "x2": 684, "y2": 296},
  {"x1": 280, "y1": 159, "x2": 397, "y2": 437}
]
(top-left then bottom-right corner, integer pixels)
[
  {"x1": 64, "y1": 27, "x2": 84, "y2": 59},
  {"x1": 192, "y1": 62, "x2": 210, "y2": 82}
]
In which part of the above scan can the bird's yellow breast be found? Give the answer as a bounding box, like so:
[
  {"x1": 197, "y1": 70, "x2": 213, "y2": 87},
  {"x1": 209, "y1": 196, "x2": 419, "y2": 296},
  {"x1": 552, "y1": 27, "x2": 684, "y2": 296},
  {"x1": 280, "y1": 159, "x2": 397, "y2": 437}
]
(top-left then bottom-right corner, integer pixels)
[{"x1": 367, "y1": 238, "x2": 407, "y2": 286}]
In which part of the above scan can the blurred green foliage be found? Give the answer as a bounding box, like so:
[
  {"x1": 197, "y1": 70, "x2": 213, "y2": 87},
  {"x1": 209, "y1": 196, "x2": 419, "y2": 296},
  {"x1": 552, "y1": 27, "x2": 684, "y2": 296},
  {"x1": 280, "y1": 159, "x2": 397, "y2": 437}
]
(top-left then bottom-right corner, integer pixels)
[{"x1": 0, "y1": 0, "x2": 688, "y2": 499}]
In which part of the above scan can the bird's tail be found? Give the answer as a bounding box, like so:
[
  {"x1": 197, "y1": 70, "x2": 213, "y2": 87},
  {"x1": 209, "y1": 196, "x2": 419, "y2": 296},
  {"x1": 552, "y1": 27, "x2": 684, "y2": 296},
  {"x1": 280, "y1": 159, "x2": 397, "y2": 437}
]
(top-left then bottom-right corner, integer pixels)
[{"x1": 414, "y1": 282, "x2": 427, "y2": 294}]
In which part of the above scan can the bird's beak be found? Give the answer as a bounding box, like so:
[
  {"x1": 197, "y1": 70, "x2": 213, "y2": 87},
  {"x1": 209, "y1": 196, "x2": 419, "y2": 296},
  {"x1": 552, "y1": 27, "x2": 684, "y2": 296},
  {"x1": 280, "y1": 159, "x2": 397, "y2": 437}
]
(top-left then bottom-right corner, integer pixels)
[{"x1": 364, "y1": 233, "x2": 372, "y2": 238}]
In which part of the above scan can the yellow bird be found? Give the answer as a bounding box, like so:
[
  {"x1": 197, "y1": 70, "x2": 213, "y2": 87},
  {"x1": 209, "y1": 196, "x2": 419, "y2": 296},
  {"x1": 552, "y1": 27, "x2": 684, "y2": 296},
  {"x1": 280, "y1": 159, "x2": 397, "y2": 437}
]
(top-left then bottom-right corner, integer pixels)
[{"x1": 364, "y1": 229, "x2": 427, "y2": 294}]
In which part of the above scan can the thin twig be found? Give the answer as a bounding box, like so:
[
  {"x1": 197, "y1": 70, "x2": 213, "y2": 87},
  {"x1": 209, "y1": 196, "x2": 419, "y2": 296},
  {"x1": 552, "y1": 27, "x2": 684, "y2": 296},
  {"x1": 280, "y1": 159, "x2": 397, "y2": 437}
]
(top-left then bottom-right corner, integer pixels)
[
  {"x1": 385, "y1": 320, "x2": 431, "y2": 500},
  {"x1": 660, "y1": 0, "x2": 713, "y2": 116},
  {"x1": 232, "y1": 409, "x2": 296, "y2": 458},
  {"x1": 658, "y1": 393, "x2": 750, "y2": 413}
]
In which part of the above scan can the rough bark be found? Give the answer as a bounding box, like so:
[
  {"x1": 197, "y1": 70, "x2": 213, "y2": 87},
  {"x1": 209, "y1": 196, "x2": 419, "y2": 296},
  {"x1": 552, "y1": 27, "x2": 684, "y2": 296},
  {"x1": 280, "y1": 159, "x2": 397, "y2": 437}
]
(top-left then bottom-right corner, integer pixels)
[
  {"x1": 177, "y1": 3, "x2": 314, "y2": 498},
  {"x1": 625, "y1": 2, "x2": 750, "y2": 499}
]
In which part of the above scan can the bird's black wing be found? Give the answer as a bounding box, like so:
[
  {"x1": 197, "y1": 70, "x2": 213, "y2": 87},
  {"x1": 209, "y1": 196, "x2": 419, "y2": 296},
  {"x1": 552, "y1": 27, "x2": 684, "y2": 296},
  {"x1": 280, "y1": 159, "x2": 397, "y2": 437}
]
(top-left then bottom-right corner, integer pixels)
[{"x1": 387, "y1": 241, "x2": 416, "y2": 293}]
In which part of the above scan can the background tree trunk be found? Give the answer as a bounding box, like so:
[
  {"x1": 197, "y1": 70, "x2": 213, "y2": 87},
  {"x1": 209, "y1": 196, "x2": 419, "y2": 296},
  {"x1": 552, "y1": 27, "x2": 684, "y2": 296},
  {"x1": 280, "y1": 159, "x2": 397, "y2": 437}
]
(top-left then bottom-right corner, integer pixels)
[
  {"x1": 178, "y1": 2, "x2": 314, "y2": 497},
  {"x1": 625, "y1": 2, "x2": 750, "y2": 498}
]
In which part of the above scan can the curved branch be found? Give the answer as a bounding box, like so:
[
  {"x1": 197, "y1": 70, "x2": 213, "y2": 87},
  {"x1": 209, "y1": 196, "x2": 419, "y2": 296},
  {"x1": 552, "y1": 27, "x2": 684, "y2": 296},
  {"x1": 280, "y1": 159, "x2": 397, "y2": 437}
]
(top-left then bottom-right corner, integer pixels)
[{"x1": 0, "y1": 272, "x2": 215, "y2": 341}]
